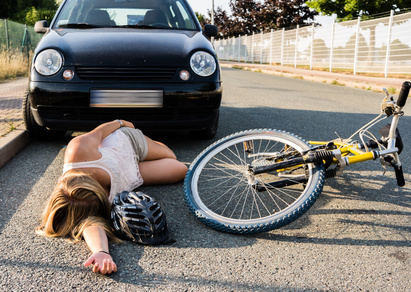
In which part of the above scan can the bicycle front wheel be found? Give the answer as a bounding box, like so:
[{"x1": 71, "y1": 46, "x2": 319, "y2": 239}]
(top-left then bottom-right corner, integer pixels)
[{"x1": 184, "y1": 129, "x2": 326, "y2": 234}]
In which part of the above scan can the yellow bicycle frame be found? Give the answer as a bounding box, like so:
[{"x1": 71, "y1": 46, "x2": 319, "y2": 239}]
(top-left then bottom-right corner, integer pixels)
[{"x1": 309, "y1": 141, "x2": 376, "y2": 166}]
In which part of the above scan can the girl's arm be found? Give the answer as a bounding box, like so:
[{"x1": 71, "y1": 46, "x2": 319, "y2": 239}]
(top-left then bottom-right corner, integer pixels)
[
  {"x1": 87, "y1": 119, "x2": 135, "y2": 145},
  {"x1": 83, "y1": 225, "x2": 117, "y2": 274},
  {"x1": 64, "y1": 120, "x2": 134, "y2": 163}
]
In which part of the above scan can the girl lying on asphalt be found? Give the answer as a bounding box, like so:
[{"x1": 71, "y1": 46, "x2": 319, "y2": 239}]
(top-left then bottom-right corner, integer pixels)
[{"x1": 36, "y1": 120, "x2": 188, "y2": 274}]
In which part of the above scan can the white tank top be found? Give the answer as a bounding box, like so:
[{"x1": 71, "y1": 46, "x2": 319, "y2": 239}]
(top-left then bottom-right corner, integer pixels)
[{"x1": 62, "y1": 130, "x2": 144, "y2": 203}]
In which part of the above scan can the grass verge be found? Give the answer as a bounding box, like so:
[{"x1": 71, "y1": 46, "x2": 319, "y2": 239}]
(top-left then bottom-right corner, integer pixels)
[{"x1": 0, "y1": 48, "x2": 31, "y2": 82}]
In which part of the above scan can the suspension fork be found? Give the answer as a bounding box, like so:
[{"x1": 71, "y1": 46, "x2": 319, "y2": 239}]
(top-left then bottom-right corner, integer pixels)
[
  {"x1": 250, "y1": 151, "x2": 328, "y2": 191},
  {"x1": 249, "y1": 149, "x2": 349, "y2": 192},
  {"x1": 250, "y1": 150, "x2": 332, "y2": 175}
]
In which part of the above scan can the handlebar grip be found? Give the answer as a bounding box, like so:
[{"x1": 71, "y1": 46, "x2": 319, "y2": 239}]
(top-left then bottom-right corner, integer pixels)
[
  {"x1": 397, "y1": 81, "x2": 411, "y2": 107},
  {"x1": 394, "y1": 164, "x2": 405, "y2": 187}
]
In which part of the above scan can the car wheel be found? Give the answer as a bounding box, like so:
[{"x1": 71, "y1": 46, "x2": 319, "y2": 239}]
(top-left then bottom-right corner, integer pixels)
[
  {"x1": 22, "y1": 94, "x2": 67, "y2": 141},
  {"x1": 190, "y1": 109, "x2": 219, "y2": 139}
]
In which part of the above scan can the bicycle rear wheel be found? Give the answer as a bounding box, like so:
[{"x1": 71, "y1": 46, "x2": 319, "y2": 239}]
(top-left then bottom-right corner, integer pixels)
[{"x1": 184, "y1": 129, "x2": 325, "y2": 234}]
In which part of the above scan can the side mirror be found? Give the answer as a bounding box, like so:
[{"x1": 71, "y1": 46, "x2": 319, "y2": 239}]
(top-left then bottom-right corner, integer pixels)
[
  {"x1": 204, "y1": 24, "x2": 218, "y2": 37},
  {"x1": 34, "y1": 20, "x2": 49, "y2": 33}
]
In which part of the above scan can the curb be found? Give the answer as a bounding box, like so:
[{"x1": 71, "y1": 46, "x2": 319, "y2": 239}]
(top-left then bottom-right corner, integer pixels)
[{"x1": 0, "y1": 126, "x2": 31, "y2": 169}]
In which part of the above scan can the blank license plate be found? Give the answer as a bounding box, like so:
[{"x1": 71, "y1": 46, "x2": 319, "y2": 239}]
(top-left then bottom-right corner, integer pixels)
[{"x1": 90, "y1": 89, "x2": 163, "y2": 108}]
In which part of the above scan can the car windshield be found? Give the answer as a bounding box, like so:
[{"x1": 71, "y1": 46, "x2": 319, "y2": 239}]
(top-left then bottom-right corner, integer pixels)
[{"x1": 53, "y1": 0, "x2": 199, "y2": 30}]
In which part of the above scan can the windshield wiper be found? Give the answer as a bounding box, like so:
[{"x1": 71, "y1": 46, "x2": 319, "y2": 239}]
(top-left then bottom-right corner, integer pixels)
[
  {"x1": 59, "y1": 23, "x2": 169, "y2": 29},
  {"x1": 58, "y1": 23, "x2": 101, "y2": 29},
  {"x1": 115, "y1": 24, "x2": 166, "y2": 29}
]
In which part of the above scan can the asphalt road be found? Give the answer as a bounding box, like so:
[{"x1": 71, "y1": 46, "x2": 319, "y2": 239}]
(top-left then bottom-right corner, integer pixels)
[{"x1": 1, "y1": 67, "x2": 410, "y2": 291}]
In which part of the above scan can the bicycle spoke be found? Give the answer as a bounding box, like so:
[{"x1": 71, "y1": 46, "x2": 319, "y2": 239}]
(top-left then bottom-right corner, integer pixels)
[
  {"x1": 255, "y1": 182, "x2": 284, "y2": 212},
  {"x1": 199, "y1": 167, "x2": 243, "y2": 182},
  {"x1": 234, "y1": 184, "x2": 251, "y2": 219},
  {"x1": 218, "y1": 179, "x2": 246, "y2": 215}
]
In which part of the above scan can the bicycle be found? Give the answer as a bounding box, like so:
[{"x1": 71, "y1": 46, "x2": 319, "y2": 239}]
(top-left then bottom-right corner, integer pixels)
[{"x1": 183, "y1": 81, "x2": 410, "y2": 234}]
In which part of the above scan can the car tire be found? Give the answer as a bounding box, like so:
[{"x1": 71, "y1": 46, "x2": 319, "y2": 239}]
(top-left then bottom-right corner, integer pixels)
[
  {"x1": 22, "y1": 94, "x2": 67, "y2": 141},
  {"x1": 190, "y1": 109, "x2": 219, "y2": 139}
]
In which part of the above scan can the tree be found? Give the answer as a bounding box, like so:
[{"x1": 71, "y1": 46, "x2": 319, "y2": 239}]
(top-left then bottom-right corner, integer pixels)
[
  {"x1": 229, "y1": 0, "x2": 262, "y2": 36},
  {"x1": 24, "y1": 5, "x2": 57, "y2": 25},
  {"x1": 216, "y1": 0, "x2": 318, "y2": 38},
  {"x1": 307, "y1": 0, "x2": 411, "y2": 20},
  {"x1": 210, "y1": 7, "x2": 233, "y2": 39},
  {"x1": 260, "y1": 0, "x2": 318, "y2": 30},
  {"x1": 0, "y1": 0, "x2": 58, "y2": 24},
  {"x1": 195, "y1": 7, "x2": 233, "y2": 39},
  {"x1": 195, "y1": 0, "x2": 318, "y2": 39},
  {"x1": 195, "y1": 12, "x2": 207, "y2": 28}
]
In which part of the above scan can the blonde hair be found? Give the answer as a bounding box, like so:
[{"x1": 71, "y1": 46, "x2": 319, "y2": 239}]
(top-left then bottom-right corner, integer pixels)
[{"x1": 36, "y1": 171, "x2": 120, "y2": 243}]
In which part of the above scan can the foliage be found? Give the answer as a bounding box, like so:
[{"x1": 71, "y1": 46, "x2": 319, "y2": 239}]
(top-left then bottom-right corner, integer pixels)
[
  {"x1": 198, "y1": 0, "x2": 317, "y2": 39},
  {"x1": 307, "y1": 0, "x2": 411, "y2": 20},
  {"x1": 195, "y1": 12, "x2": 206, "y2": 27},
  {"x1": 259, "y1": 0, "x2": 318, "y2": 30},
  {"x1": 212, "y1": 6, "x2": 236, "y2": 38},
  {"x1": 229, "y1": 0, "x2": 262, "y2": 35},
  {"x1": 25, "y1": 7, "x2": 57, "y2": 26},
  {"x1": 0, "y1": 0, "x2": 58, "y2": 25}
]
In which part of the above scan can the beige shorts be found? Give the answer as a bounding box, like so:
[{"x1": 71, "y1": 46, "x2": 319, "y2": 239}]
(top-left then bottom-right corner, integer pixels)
[{"x1": 119, "y1": 127, "x2": 148, "y2": 162}]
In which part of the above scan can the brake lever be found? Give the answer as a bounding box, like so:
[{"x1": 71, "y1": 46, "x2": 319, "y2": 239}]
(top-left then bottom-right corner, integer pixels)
[
  {"x1": 382, "y1": 88, "x2": 390, "y2": 99},
  {"x1": 381, "y1": 89, "x2": 396, "y2": 116}
]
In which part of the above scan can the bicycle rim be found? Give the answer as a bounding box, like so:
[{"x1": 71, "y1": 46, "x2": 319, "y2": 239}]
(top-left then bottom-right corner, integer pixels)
[{"x1": 184, "y1": 129, "x2": 325, "y2": 234}]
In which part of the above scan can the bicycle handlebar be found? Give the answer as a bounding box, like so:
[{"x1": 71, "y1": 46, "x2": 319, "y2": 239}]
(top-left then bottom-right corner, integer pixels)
[
  {"x1": 397, "y1": 81, "x2": 411, "y2": 107},
  {"x1": 394, "y1": 164, "x2": 405, "y2": 187}
]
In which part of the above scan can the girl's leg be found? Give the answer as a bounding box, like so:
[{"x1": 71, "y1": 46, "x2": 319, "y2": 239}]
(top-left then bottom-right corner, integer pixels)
[
  {"x1": 139, "y1": 159, "x2": 188, "y2": 185},
  {"x1": 139, "y1": 135, "x2": 187, "y2": 184},
  {"x1": 144, "y1": 136, "x2": 177, "y2": 161}
]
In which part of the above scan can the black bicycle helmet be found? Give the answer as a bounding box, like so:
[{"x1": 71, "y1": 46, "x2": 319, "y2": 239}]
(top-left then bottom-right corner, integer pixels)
[{"x1": 111, "y1": 191, "x2": 170, "y2": 245}]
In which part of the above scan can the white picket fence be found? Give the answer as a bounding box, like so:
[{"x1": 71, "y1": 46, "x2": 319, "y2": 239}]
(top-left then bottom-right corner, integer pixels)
[{"x1": 214, "y1": 11, "x2": 411, "y2": 77}]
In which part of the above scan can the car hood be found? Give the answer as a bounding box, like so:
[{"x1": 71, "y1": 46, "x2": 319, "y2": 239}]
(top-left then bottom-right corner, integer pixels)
[{"x1": 36, "y1": 28, "x2": 215, "y2": 67}]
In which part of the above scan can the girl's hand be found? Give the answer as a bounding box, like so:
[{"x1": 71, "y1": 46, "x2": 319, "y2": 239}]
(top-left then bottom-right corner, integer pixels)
[
  {"x1": 84, "y1": 251, "x2": 117, "y2": 274},
  {"x1": 121, "y1": 120, "x2": 135, "y2": 129}
]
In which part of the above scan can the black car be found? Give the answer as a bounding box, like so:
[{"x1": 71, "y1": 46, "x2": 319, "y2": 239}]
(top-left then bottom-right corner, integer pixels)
[{"x1": 25, "y1": 0, "x2": 222, "y2": 140}]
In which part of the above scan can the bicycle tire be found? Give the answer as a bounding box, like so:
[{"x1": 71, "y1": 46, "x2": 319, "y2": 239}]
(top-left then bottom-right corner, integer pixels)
[{"x1": 184, "y1": 129, "x2": 326, "y2": 234}]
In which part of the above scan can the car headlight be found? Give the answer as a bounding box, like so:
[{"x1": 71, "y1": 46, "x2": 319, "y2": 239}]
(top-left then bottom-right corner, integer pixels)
[
  {"x1": 34, "y1": 49, "x2": 63, "y2": 76},
  {"x1": 190, "y1": 51, "x2": 216, "y2": 77}
]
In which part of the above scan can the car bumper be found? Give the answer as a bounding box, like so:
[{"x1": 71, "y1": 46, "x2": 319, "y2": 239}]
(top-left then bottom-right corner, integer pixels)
[{"x1": 28, "y1": 81, "x2": 222, "y2": 131}]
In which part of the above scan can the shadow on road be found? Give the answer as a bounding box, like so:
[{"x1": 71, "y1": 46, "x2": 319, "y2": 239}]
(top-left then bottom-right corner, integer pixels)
[
  {"x1": 0, "y1": 136, "x2": 72, "y2": 234},
  {"x1": 0, "y1": 103, "x2": 410, "y2": 289}
]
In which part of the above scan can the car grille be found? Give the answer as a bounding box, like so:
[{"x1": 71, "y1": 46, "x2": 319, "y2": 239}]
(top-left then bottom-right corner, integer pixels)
[
  {"x1": 39, "y1": 107, "x2": 212, "y2": 121},
  {"x1": 75, "y1": 67, "x2": 177, "y2": 80}
]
